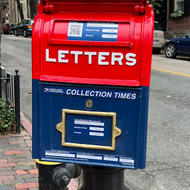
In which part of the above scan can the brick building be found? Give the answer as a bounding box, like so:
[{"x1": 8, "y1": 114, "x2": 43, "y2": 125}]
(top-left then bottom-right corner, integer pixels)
[{"x1": 167, "y1": 0, "x2": 190, "y2": 38}]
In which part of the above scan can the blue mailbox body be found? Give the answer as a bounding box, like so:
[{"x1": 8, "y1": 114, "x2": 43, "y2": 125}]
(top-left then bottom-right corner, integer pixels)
[{"x1": 32, "y1": 0, "x2": 154, "y2": 169}]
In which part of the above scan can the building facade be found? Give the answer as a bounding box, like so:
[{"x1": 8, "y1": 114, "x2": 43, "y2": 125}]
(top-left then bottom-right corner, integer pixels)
[
  {"x1": 4, "y1": 0, "x2": 37, "y2": 24},
  {"x1": 167, "y1": 0, "x2": 190, "y2": 38}
]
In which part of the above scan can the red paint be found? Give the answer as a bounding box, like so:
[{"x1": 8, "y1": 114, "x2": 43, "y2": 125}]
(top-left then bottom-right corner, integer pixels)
[{"x1": 32, "y1": 0, "x2": 154, "y2": 87}]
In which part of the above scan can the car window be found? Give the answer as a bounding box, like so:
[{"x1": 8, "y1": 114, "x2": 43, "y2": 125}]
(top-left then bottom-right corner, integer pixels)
[
  {"x1": 30, "y1": 20, "x2": 34, "y2": 25},
  {"x1": 23, "y1": 20, "x2": 28, "y2": 24},
  {"x1": 183, "y1": 33, "x2": 190, "y2": 38},
  {"x1": 154, "y1": 22, "x2": 162, "y2": 31},
  {"x1": 20, "y1": 20, "x2": 25, "y2": 24}
]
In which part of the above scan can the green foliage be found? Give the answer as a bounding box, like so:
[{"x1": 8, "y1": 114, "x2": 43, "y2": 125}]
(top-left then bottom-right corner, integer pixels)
[
  {"x1": 149, "y1": 0, "x2": 164, "y2": 15},
  {"x1": 0, "y1": 98, "x2": 16, "y2": 133},
  {"x1": 170, "y1": 10, "x2": 183, "y2": 18}
]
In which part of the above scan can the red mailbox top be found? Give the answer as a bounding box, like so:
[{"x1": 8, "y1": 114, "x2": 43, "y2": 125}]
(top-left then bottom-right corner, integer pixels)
[{"x1": 32, "y1": 0, "x2": 154, "y2": 86}]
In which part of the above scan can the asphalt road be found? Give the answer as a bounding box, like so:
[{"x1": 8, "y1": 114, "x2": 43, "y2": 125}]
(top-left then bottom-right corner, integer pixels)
[{"x1": 1, "y1": 35, "x2": 190, "y2": 190}]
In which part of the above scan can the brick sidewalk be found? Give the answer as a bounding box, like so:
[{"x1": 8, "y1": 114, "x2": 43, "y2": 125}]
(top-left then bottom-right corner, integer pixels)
[
  {"x1": 0, "y1": 129, "x2": 79, "y2": 190},
  {"x1": 0, "y1": 130, "x2": 38, "y2": 190}
]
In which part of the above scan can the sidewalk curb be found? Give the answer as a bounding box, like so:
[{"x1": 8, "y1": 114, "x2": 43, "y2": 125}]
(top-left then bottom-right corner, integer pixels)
[
  {"x1": 20, "y1": 112, "x2": 78, "y2": 190},
  {"x1": 20, "y1": 112, "x2": 32, "y2": 137}
]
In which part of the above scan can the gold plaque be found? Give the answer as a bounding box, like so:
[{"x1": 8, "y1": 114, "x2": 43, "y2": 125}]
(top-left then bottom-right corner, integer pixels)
[
  {"x1": 56, "y1": 109, "x2": 121, "y2": 151},
  {"x1": 85, "y1": 99, "x2": 93, "y2": 109}
]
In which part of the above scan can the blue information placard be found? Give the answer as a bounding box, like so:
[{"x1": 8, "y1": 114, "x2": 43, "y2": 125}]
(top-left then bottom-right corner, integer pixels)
[
  {"x1": 65, "y1": 114, "x2": 112, "y2": 147},
  {"x1": 67, "y1": 22, "x2": 118, "y2": 42}
]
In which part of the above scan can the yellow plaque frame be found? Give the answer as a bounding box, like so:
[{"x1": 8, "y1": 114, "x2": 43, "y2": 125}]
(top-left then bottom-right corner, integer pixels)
[{"x1": 56, "y1": 109, "x2": 121, "y2": 151}]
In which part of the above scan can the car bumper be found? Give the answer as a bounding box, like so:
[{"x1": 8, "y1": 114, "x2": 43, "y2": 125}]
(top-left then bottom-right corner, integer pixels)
[
  {"x1": 27, "y1": 29, "x2": 32, "y2": 35},
  {"x1": 153, "y1": 39, "x2": 165, "y2": 49}
]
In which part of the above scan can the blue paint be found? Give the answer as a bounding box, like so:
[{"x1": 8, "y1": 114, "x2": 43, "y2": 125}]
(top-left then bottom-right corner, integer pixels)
[
  {"x1": 67, "y1": 22, "x2": 118, "y2": 42},
  {"x1": 32, "y1": 80, "x2": 150, "y2": 169}
]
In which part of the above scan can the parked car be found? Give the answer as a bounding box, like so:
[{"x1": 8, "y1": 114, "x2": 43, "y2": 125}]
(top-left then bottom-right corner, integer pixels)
[
  {"x1": 14, "y1": 19, "x2": 34, "y2": 37},
  {"x1": 2, "y1": 24, "x2": 14, "y2": 34},
  {"x1": 165, "y1": 33, "x2": 190, "y2": 58},
  {"x1": 153, "y1": 21, "x2": 165, "y2": 54},
  {"x1": 9, "y1": 24, "x2": 16, "y2": 35}
]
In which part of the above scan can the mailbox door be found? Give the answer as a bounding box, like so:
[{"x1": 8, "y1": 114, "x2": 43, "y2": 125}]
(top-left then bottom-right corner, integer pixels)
[
  {"x1": 32, "y1": 80, "x2": 149, "y2": 169},
  {"x1": 32, "y1": 0, "x2": 154, "y2": 87}
]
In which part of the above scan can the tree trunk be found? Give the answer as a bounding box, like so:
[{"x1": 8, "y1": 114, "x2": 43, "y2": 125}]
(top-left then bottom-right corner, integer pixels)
[
  {"x1": 15, "y1": 0, "x2": 24, "y2": 21},
  {"x1": 29, "y1": 0, "x2": 37, "y2": 19},
  {"x1": 9, "y1": 0, "x2": 17, "y2": 24},
  {"x1": 0, "y1": 0, "x2": 3, "y2": 61}
]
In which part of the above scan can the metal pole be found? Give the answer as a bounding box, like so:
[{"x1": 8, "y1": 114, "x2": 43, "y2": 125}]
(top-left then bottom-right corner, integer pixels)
[
  {"x1": 38, "y1": 164, "x2": 65, "y2": 190},
  {"x1": 14, "y1": 70, "x2": 20, "y2": 133},
  {"x1": 38, "y1": 163, "x2": 79, "y2": 190},
  {"x1": 79, "y1": 166, "x2": 129, "y2": 190},
  {"x1": 5, "y1": 79, "x2": 8, "y2": 119},
  {"x1": 0, "y1": 64, "x2": 2, "y2": 98}
]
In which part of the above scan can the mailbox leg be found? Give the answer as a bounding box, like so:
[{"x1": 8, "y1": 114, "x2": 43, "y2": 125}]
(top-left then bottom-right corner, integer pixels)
[
  {"x1": 37, "y1": 163, "x2": 81, "y2": 190},
  {"x1": 80, "y1": 166, "x2": 129, "y2": 190},
  {"x1": 38, "y1": 164, "x2": 68, "y2": 190}
]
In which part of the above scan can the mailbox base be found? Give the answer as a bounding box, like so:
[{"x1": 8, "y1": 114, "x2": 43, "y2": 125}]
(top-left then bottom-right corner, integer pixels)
[
  {"x1": 38, "y1": 164, "x2": 68, "y2": 190},
  {"x1": 80, "y1": 166, "x2": 129, "y2": 190}
]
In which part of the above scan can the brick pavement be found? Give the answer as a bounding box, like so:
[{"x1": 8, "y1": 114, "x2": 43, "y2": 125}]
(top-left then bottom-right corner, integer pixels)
[
  {"x1": 0, "y1": 130, "x2": 38, "y2": 190},
  {"x1": 0, "y1": 128, "x2": 79, "y2": 190}
]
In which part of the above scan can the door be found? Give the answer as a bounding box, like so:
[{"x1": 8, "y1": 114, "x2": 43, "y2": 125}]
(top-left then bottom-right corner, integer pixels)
[{"x1": 177, "y1": 33, "x2": 190, "y2": 55}]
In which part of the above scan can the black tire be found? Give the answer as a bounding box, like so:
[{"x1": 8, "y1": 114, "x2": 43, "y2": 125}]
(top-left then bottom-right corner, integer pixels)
[
  {"x1": 165, "y1": 44, "x2": 176, "y2": 58},
  {"x1": 23, "y1": 30, "x2": 27, "y2": 37},
  {"x1": 14, "y1": 30, "x2": 18, "y2": 36},
  {"x1": 153, "y1": 48, "x2": 161, "y2": 54}
]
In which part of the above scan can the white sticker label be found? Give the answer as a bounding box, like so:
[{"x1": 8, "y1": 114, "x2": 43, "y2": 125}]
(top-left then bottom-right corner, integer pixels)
[
  {"x1": 119, "y1": 158, "x2": 134, "y2": 164},
  {"x1": 102, "y1": 34, "x2": 118, "y2": 39},
  {"x1": 87, "y1": 23, "x2": 118, "y2": 28},
  {"x1": 77, "y1": 154, "x2": 102, "y2": 160},
  {"x1": 89, "y1": 127, "x2": 104, "y2": 132},
  {"x1": 104, "y1": 157, "x2": 119, "y2": 162},
  {"x1": 74, "y1": 119, "x2": 104, "y2": 126},
  {"x1": 68, "y1": 23, "x2": 83, "y2": 37},
  {"x1": 102, "y1": 29, "x2": 118, "y2": 33},
  {"x1": 89, "y1": 132, "x2": 104, "y2": 137},
  {"x1": 45, "y1": 151, "x2": 75, "y2": 158}
]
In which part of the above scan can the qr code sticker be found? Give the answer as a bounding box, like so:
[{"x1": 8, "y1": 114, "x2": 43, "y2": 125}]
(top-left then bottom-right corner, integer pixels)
[{"x1": 68, "y1": 22, "x2": 83, "y2": 37}]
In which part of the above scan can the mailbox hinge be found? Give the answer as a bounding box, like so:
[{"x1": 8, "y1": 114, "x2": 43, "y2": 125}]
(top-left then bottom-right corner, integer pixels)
[{"x1": 134, "y1": 0, "x2": 151, "y2": 15}]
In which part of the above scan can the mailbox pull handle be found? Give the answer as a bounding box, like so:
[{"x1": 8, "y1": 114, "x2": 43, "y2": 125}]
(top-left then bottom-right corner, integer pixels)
[
  {"x1": 114, "y1": 127, "x2": 122, "y2": 138},
  {"x1": 48, "y1": 40, "x2": 133, "y2": 48},
  {"x1": 57, "y1": 123, "x2": 64, "y2": 133}
]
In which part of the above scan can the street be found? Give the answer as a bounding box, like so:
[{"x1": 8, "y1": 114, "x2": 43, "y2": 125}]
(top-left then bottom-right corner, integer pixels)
[{"x1": 1, "y1": 35, "x2": 190, "y2": 190}]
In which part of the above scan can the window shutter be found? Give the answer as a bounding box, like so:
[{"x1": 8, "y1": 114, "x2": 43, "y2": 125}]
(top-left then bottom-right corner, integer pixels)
[
  {"x1": 184, "y1": 0, "x2": 190, "y2": 16},
  {"x1": 169, "y1": 0, "x2": 174, "y2": 14}
]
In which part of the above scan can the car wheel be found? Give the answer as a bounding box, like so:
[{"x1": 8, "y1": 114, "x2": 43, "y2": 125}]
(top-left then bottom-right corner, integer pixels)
[
  {"x1": 14, "y1": 30, "x2": 18, "y2": 36},
  {"x1": 165, "y1": 44, "x2": 176, "y2": 58},
  {"x1": 23, "y1": 30, "x2": 27, "y2": 37},
  {"x1": 153, "y1": 48, "x2": 161, "y2": 54}
]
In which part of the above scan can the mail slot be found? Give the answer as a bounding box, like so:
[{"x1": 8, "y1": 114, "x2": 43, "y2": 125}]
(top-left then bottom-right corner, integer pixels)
[{"x1": 32, "y1": 0, "x2": 154, "y2": 169}]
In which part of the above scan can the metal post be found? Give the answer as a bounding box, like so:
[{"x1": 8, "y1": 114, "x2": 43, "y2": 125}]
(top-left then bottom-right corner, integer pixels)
[
  {"x1": 0, "y1": 64, "x2": 2, "y2": 98},
  {"x1": 38, "y1": 163, "x2": 80, "y2": 190},
  {"x1": 5, "y1": 79, "x2": 8, "y2": 119},
  {"x1": 14, "y1": 70, "x2": 20, "y2": 133},
  {"x1": 79, "y1": 166, "x2": 129, "y2": 190},
  {"x1": 38, "y1": 164, "x2": 65, "y2": 190}
]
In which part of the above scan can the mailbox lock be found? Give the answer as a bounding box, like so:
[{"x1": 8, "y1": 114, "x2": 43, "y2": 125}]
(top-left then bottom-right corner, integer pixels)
[{"x1": 85, "y1": 99, "x2": 93, "y2": 109}]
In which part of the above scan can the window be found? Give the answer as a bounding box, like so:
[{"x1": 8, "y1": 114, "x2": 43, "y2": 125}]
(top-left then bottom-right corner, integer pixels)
[
  {"x1": 154, "y1": 22, "x2": 162, "y2": 31},
  {"x1": 25, "y1": 20, "x2": 30, "y2": 24},
  {"x1": 175, "y1": 0, "x2": 184, "y2": 13}
]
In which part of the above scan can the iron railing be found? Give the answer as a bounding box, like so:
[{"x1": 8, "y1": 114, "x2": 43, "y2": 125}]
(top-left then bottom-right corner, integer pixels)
[{"x1": 0, "y1": 65, "x2": 20, "y2": 133}]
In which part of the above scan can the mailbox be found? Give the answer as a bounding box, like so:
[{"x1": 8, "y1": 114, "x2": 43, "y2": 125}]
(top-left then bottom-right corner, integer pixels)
[{"x1": 32, "y1": 0, "x2": 154, "y2": 169}]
